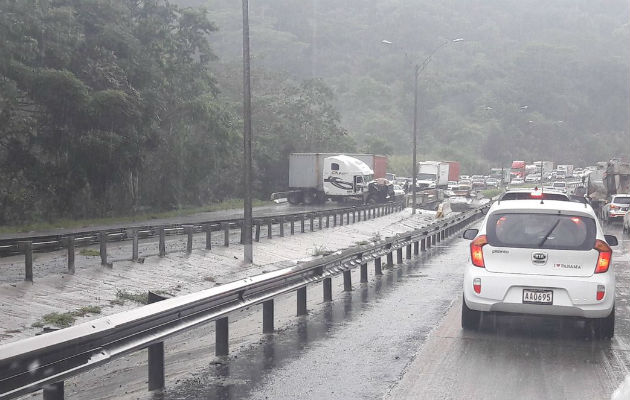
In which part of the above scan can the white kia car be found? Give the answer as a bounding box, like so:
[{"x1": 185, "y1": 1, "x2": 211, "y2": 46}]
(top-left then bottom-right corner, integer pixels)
[{"x1": 462, "y1": 199, "x2": 618, "y2": 338}]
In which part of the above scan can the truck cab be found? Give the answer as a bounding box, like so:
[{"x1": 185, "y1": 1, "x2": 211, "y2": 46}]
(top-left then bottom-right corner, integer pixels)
[{"x1": 323, "y1": 155, "x2": 374, "y2": 201}]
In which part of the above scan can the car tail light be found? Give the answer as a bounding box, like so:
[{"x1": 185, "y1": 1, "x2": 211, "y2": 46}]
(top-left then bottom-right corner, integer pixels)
[
  {"x1": 470, "y1": 235, "x2": 488, "y2": 268},
  {"x1": 610, "y1": 204, "x2": 619, "y2": 210},
  {"x1": 596, "y1": 285, "x2": 605, "y2": 301},
  {"x1": 473, "y1": 278, "x2": 481, "y2": 294},
  {"x1": 594, "y1": 239, "x2": 612, "y2": 273}
]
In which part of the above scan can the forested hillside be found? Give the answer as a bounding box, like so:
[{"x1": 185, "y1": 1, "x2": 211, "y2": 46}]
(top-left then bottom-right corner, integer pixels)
[
  {"x1": 0, "y1": 0, "x2": 350, "y2": 224},
  {"x1": 200, "y1": 0, "x2": 629, "y2": 172},
  {"x1": 0, "y1": 0, "x2": 628, "y2": 224}
]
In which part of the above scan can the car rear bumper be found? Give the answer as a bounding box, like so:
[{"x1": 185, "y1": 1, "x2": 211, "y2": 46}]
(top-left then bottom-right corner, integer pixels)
[{"x1": 463, "y1": 267, "x2": 614, "y2": 318}]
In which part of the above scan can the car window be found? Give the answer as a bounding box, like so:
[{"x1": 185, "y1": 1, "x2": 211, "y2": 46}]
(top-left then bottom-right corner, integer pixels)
[
  {"x1": 499, "y1": 192, "x2": 569, "y2": 201},
  {"x1": 613, "y1": 197, "x2": 630, "y2": 204},
  {"x1": 487, "y1": 213, "x2": 596, "y2": 250}
]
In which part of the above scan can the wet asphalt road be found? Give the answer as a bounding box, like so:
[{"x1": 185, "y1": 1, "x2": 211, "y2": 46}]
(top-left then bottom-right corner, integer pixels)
[{"x1": 158, "y1": 224, "x2": 630, "y2": 400}]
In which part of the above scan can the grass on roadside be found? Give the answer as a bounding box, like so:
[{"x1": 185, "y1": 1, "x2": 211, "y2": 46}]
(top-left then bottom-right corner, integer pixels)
[
  {"x1": 113, "y1": 289, "x2": 172, "y2": 306},
  {"x1": 79, "y1": 248, "x2": 100, "y2": 257},
  {"x1": 32, "y1": 305, "x2": 102, "y2": 329},
  {"x1": 311, "y1": 245, "x2": 334, "y2": 257},
  {"x1": 115, "y1": 289, "x2": 149, "y2": 305},
  {"x1": 0, "y1": 198, "x2": 272, "y2": 234},
  {"x1": 481, "y1": 188, "x2": 503, "y2": 199}
]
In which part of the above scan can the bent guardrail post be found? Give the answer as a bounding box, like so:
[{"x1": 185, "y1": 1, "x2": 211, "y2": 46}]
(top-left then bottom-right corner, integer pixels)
[
  {"x1": 360, "y1": 254, "x2": 368, "y2": 283},
  {"x1": 205, "y1": 225, "x2": 212, "y2": 250},
  {"x1": 65, "y1": 236, "x2": 75, "y2": 274},
  {"x1": 396, "y1": 246, "x2": 403, "y2": 264},
  {"x1": 279, "y1": 218, "x2": 285, "y2": 237},
  {"x1": 343, "y1": 268, "x2": 352, "y2": 291},
  {"x1": 130, "y1": 229, "x2": 139, "y2": 262},
  {"x1": 159, "y1": 227, "x2": 166, "y2": 256},
  {"x1": 147, "y1": 291, "x2": 167, "y2": 391},
  {"x1": 263, "y1": 299, "x2": 274, "y2": 333},
  {"x1": 99, "y1": 233, "x2": 109, "y2": 266},
  {"x1": 42, "y1": 381, "x2": 63, "y2": 400},
  {"x1": 216, "y1": 317, "x2": 229, "y2": 356},
  {"x1": 406, "y1": 237, "x2": 412, "y2": 259},
  {"x1": 291, "y1": 218, "x2": 295, "y2": 235},
  {"x1": 222, "y1": 223, "x2": 230, "y2": 247},
  {"x1": 386, "y1": 243, "x2": 393, "y2": 267},
  {"x1": 413, "y1": 239, "x2": 419, "y2": 255},
  {"x1": 297, "y1": 287, "x2": 307, "y2": 315},
  {"x1": 339, "y1": 211, "x2": 344, "y2": 226},
  {"x1": 185, "y1": 226, "x2": 194, "y2": 253},
  {"x1": 309, "y1": 215, "x2": 314, "y2": 232},
  {"x1": 318, "y1": 214, "x2": 323, "y2": 230},
  {"x1": 374, "y1": 256, "x2": 383, "y2": 275},
  {"x1": 255, "y1": 220, "x2": 261, "y2": 242},
  {"x1": 267, "y1": 220, "x2": 273, "y2": 239},
  {"x1": 18, "y1": 241, "x2": 33, "y2": 282},
  {"x1": 323, "y1": 277, "x2": 333, "y2": 301},
  {"x1": 300, "y1": 216, "x2": 305, "y2": 233}
]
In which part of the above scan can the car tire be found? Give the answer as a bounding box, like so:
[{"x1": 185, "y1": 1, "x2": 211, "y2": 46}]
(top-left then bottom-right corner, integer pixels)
[
  {"x1": 461, "y1": 295, "x2": 481, "y2": 330},
  {"x1": 594, "y1": 306, "x2": 615, "y2": 340}
]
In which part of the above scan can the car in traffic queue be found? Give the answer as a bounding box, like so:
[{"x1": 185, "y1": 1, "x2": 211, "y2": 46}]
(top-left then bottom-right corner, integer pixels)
[
  {"x1": 498, "y1": 188, "x2": 570, "y2": 202},
  {"x1": 601, "y1": 194, "x2": 630, "y2": 224},
  {"x1": 552, "y1": 181, "x2": 567, "y2": 193},
  {"x1": 392, "y1": 184, "x2": 406, "y2": 199},
  {"x1": 461, "y1": 197, "x2": 618, "y2": 338},
  {"x1": 485, "y1": 177, "x2": 500, "y2": 188}
]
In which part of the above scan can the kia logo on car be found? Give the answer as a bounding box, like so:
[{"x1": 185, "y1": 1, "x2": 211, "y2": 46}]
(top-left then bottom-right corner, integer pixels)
[{"x1": 532, "y1": 252, "x2": 548, "y2": 265}]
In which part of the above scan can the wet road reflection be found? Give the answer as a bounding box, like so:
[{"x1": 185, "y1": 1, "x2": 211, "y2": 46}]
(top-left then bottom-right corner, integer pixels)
[{"x1": 162, "y1": 243, "x2": 454, "y2": 400}]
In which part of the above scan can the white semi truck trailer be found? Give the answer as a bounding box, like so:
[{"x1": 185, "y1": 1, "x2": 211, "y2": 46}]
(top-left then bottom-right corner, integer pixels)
[{"x1": 272, "y1": 153, "x2": 393, "y2": 205}]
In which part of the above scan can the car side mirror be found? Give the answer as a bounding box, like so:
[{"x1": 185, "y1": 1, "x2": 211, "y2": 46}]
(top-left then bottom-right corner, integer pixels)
[
  {"x1": 463, "y1": 229, "x2": 478, "y2": 240},
  {"x1": 604, "y1": 235, "x2": 618, "y2": 247}
]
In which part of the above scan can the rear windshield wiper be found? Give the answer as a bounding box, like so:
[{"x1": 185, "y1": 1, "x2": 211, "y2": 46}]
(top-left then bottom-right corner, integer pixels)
[{"x1": 538, "y1": 219, "x2": 561, "y2": 248}]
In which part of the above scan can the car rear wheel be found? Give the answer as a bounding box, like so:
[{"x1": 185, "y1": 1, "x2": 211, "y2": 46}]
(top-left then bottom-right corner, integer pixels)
[
  {"x1": 593, "y1": 306, "x2": 615, "y2": 339},
  {"x1": 461, "y1": 295, "x2": 481, "y2": 330}
]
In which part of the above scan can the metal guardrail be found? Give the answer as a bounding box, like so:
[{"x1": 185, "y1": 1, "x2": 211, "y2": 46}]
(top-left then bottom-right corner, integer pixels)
[
  {"x1": 0, "y1": 204, "x2": 489, "y2": 400},
  {"x1": 2, "y1": 201, "x2": 404, "y2": 283}
]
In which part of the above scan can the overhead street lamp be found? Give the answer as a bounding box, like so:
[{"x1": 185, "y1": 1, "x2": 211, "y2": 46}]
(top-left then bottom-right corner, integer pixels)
[{"x1": 382, "y1": 38, "x2": 463, "y2": 214}]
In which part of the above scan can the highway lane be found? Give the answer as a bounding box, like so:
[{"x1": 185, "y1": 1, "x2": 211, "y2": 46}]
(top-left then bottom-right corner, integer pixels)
[
  {"x1": 158, "y1": 224, "x2": 473, "y2": 400},
  {"x1": 387, "y1": 223, "x2": 630, "y2": 400},
  {"x1": 158, "y1": 222, "x2": 630, "y2": 400}
]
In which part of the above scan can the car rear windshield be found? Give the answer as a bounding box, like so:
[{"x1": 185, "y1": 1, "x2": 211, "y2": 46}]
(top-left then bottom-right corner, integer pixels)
[
  {"x1": 486, "y1": 213, "x2": 596, "y2": 250},
  {"x1": 613, "y1": 197, "x2": 630, "y2": 204},
  {"x1": 499, "y1": 192, "x2": 569, "y2": 201}
]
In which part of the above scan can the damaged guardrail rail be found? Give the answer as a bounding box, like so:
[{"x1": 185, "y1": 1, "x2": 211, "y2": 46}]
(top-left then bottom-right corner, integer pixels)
[
  {"x1": 1, "y1": 201, "x2": 404, "y2": 282},
  {"x1": 0, "y1": 204, "x2": 489, "y2": 400}
]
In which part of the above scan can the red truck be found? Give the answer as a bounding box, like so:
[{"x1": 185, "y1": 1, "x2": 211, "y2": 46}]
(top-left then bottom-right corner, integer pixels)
[
  {"x1": 443, "y1": 161, "x2": 461, "y2": 182},
  {"x1": 511, "y1": 160, "x2": 526, "y2": 179}
]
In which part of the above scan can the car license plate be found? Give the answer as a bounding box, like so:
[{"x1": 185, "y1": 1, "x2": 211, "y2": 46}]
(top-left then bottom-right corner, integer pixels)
[{"x1": 522, "y1": 289, "x2": 553, "y2": 305}]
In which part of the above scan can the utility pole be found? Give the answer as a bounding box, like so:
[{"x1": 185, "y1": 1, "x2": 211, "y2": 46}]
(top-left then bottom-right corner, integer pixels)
[
  {"x1": 242, "y1": 0, "x2": 253, "y2": 263},
  {"x1": 411, "y1": 65, "x2": 419, "y2": 214}
]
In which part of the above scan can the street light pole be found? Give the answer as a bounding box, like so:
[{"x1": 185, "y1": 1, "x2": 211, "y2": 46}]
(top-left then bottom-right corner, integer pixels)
[
  {"x1": 382, "y1": 38, "x2": 463, "y2": 214},
  {"x1": 412, "y1": 64, "x2": 419, "y2": 214},
  {"x1": 242, "y1": 0, "x2": 253, "y2": 263}
]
